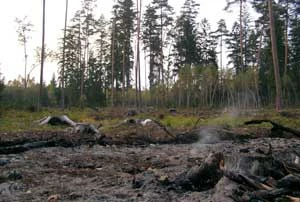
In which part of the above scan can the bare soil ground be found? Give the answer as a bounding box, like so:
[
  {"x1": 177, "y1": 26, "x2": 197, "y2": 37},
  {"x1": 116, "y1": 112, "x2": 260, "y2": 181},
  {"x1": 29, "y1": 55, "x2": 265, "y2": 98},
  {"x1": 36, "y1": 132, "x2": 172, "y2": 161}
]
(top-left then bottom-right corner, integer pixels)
[{"x1": 0, "y1": 126, "x2": 299, "y2": 202}]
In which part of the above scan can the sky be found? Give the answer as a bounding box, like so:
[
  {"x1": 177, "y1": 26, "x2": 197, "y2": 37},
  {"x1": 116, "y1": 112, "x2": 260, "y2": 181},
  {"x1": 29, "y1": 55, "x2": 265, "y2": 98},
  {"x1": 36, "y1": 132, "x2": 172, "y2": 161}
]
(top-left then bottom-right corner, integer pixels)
[{"x1": 0, "y1": 0, "x2": 244, "y2": 85}]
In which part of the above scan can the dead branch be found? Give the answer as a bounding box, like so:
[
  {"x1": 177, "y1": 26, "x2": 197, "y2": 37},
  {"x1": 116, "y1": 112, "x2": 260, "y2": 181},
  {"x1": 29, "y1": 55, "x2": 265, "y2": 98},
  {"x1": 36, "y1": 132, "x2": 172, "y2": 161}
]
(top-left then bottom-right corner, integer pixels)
[{"x1": 245, "y1": 119, "x2": 300, "y2": 137}]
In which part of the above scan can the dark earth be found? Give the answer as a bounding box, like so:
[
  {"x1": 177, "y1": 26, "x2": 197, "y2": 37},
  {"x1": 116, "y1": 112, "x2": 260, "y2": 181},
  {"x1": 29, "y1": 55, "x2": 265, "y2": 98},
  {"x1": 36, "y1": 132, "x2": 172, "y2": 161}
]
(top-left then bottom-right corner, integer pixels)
[{"x1": 0, "y1": 121, "x2": 300, "y2": 201}]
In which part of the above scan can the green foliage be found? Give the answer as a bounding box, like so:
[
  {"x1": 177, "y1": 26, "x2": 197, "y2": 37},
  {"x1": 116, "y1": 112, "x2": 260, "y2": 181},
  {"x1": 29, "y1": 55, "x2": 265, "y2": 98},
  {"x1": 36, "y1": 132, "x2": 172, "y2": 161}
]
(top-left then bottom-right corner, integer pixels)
[{"x1": 0, "y1": 71, "x2": 4, "y2": 101}]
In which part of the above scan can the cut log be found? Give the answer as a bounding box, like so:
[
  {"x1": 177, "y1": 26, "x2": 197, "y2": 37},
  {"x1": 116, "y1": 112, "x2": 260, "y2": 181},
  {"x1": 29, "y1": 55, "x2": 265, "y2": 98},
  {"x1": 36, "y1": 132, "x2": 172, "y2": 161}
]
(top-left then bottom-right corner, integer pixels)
[
  {"x1": 244, "y1": 119, "x2": 300, "y2": 137},
  {"x1": 171, "y1": 152, "x2": 224, "y2": 191}
]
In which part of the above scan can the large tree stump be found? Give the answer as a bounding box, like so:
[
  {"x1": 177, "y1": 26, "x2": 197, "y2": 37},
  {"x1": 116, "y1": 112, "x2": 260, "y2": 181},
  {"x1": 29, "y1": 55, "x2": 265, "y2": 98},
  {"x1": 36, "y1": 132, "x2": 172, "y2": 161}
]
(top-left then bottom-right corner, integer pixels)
[{"x1": 172, "y1": 152, "x2": 224, "y2": 191}]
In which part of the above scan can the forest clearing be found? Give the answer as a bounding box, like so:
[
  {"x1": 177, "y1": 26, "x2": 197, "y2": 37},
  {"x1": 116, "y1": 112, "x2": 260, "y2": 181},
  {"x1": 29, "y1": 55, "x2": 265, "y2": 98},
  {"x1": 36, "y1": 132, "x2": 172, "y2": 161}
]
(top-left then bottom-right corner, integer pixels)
[
  {"x1": 0, "y1": 0, "x2": 300, "y2": 201},
  {"x1": 0, "y1": 108, "x2": 300, "y2": 201}
]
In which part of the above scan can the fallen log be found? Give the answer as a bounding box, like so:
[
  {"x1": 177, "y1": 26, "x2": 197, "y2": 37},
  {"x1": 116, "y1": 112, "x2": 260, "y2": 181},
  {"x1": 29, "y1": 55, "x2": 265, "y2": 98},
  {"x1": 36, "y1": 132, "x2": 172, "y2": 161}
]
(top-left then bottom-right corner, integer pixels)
[
  {"x1": 0, "y1": 139, "x2": 75, "y2": 154},
  {"x1": 248, "y1": 188, "x2": 291, "y2": 201},
  {"x1": 277, "y1": 174, "x2": 300, "y2": 191},
  {"x1": 0, "y1": 133, "x2": 109, "y2": 154},
  {"x1": 37, "y1": 115, "x2": 99, "y2": 134},
  {"x1": 244, "y1": 119, "x2": 300, "y2": 137},
  {"x1": 223, "y1": 170, "x2": 270, "y2": 191}
]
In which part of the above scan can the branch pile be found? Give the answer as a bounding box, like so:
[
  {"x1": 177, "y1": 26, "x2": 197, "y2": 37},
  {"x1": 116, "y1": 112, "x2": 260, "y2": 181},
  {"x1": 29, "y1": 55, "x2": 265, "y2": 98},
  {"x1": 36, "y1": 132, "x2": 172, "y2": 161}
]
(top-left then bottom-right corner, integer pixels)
[{"x1": 168, "y1": 150, "x2": 300, "y2": 201}]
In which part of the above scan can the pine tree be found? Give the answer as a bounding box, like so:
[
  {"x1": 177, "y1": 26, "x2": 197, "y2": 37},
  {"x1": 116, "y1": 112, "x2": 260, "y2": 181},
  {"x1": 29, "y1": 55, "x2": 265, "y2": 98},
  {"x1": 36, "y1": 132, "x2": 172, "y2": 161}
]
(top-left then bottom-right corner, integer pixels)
[
  {"x1": 142, "y1": 4, "x2": 160, "y2": 90},
  {"x1": 152, "y1": 0, "x2": 174, "y2": 85},
  {"x1": 111, "y1": 0, "x2": 135, "y2": 106},
  {"x1": 95, "y1": 15, "x2": 110, "y2": 106},
  {"x1": 289, "y1": 3, "x2": 300, "y2": 104},
  {"x1": 61, "y1": 0, "x2": 69, "y2": 109},
  {"x1": 80, "y1": 0, "x2": 97, "y2": 105},
  {"x1": 213, "y1": 19, "x2": 228, "y2": 70},
  {"x1": 38, "y1": 0, "x2": 46, "y2": 110},
  {"x1": 173, "y1": 0, "x2": 200, "y2": 70},
  {"x1": 198, "y1": 18, "x2": 218, "y2": 67},
  {"x1": 225, "y1": 0, "x2": 247, "y2": 70}
]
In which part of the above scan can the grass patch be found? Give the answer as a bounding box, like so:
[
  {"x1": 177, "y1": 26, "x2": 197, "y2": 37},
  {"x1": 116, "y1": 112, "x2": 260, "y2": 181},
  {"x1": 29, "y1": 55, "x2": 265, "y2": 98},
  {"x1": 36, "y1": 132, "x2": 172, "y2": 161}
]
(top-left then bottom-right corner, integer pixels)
[{"x1": 0, "y1": 108, "x2": 300, "y2": 132}]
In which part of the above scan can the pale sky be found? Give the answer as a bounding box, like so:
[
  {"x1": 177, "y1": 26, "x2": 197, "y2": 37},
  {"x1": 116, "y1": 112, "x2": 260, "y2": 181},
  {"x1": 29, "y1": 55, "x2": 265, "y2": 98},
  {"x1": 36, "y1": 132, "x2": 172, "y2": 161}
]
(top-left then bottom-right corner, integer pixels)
[{"x1": 0, "y1": 0, "x2": 244, "y2": 84}]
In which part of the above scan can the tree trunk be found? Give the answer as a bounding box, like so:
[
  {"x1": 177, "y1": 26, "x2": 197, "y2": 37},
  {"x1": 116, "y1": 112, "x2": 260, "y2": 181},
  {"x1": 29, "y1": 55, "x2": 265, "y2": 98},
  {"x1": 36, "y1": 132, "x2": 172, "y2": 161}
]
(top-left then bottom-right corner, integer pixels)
[
  {"x1": 284, "y1": 4, "x2": 289, "y2": 78},
  {"x1": 138, "y1": 0, "x2": 142, "y2": 107},
  {"x1": 61, "y1": 0, "x2": 68, "y2": 109},
  {"x1": 111, "y1": 18, "x2": 116, "y2": 107},
  {"x1": 239, "y1": 0, "x2": 244, "y2": 71},
  {"x1": 122, "y1": 35, "x2": 126, "y2": 108},
  {"x1": 38, "y1": 0, "x2": 46, "y2": 111},
  {"x1": 135, "y1": 0, "x2": 141, "y2": 108},
  {"x1": 23, "y1": 36, "x2": 28, "y2": 89},
  {"x1": 268, "y1": 0, "x2": 283, "y2": 111}
]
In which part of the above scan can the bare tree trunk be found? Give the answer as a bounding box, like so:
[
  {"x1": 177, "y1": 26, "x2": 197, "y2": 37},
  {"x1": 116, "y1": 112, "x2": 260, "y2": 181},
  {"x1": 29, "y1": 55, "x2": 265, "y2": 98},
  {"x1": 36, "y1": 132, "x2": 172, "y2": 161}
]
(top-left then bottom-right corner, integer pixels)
[
  {"x1": 268, "y1": 0, "x2": 283, "y2": 111},
  {"x1": 38, "y1": 0, "x2": 46, "y2": 111},
  {"x1": 135, "y1": 0, "x2": 141, "y2": 108},
  {"x1": 160, "y1": 6, "x2": 164, "y2": 107},
  {"x1": 23, "y1": 36, "x2": 28, "y2": 89},
  {"x1": 111, "y1": 18, "x2": 116, "y2": 107},
  {"x1": 284, "y1": 3, "x2": 289, "y2": 78},
  {"x1": 61, "y1": 0, "x2": 68, "y2": 109},
  {"x1": 239, "y1": 0, "x2": 244, "y2": 71},
  {"x1": 78, "y1": 15, "x2": 82, "y2": 100},
  {"x1": 138, "y1": 0, "x2": 142, "y2": 107},
  {"x1": 283, "y1": 4, "x2": 289, "y2": 104},
  {"x1": 122, "y1": 34, "x2": 126, "y2": 108},
  {"x1": 144, "y1": 48, "x2": 147, "y2": 90},
  {"x1": 80, "y1": 19, "x2": 89, "y2": 103},
  {"x1": 255, "y1": 25, "x2": 264, "y2": 107}
]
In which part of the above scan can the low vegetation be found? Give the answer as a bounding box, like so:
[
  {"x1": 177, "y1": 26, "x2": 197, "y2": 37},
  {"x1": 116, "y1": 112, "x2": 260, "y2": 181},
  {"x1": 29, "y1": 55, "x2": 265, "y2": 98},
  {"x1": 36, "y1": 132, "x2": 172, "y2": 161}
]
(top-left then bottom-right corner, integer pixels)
[{"x1": 1, "y1": 107, "x2": 300, "y2": 133}]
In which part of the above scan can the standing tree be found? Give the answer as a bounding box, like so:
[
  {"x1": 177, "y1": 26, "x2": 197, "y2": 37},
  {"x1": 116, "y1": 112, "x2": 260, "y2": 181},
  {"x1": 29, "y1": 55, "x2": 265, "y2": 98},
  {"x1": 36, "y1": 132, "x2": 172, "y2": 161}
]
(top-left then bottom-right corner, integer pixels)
[
  {"x1": 80, "y1": 0, "x2": 97, "y2": 106},
  {"x1": 225, "y1": 0, "x2": 247, "y2": 71},
  {"x1": 173, "y1": 0, "x2": 200, "y2": 70},
  {"x1": 61, "y1": 0, "x2": 69, "y2": 109},
  {"x1": 289, "y1": 3, "x2": 300, "y2": 104},
  {"x1": 15, "y1": 16, "x2": 33, "y2": 89},
  {"x1": 152, "y1": 0, "x2": 174, "y2": 87},
  {"x1": 135, "y1": 0, "x2": 142, "y2": 108},
  {"x1": 0, "y1": 67, "x2": 4, "y2": 102},
  {"x1": 142, "y1": 4, "x2": 160, "y2": 93},
  {"x1": 268, "y1": 0, "x2": 283, "y2": 111},
  {"x1": 111, "y1": 0, "x2": 135, "y2": 106},
  {"x1": 214, "y1": 19, "x2": 228, "y2": 70},
  {"x1": 39, "y1": 0, "x2": 46, "y2": 110}
]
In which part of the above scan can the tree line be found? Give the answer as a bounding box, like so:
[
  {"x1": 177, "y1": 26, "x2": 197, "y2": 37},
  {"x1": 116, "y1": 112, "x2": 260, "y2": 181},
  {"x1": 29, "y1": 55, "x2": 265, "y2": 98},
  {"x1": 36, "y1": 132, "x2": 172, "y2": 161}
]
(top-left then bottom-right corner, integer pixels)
[{"x1": 0, "y1": 0, "x2": 300, "y2": 110}]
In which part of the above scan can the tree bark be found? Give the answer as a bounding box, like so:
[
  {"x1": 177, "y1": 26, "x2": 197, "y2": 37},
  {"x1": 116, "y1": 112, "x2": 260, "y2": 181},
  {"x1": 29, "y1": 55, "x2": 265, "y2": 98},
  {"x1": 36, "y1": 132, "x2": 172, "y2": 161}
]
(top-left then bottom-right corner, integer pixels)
[
  {"x1": 61, "y1": 0, "x2": 68, "y2": 109},
  {"x1": 268, "y1": 0, "x2": 283, "y2": 111},
  {"x1": 240, "y1": 0, "x2": 244, "y2": 71},
  {"x1": 111, "y1": 18, "x2": 116, "y2": 107},
  {"x1": 38, "y1": 0, "x2": 46, "y2": 111}
]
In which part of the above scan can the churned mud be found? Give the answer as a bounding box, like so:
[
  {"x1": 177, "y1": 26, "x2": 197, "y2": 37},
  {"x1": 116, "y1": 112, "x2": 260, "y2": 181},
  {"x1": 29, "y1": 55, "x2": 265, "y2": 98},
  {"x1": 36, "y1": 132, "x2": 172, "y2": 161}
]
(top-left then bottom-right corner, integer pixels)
[{"x1": 0, "y1": 123, "x2": 300, "y2": 201}]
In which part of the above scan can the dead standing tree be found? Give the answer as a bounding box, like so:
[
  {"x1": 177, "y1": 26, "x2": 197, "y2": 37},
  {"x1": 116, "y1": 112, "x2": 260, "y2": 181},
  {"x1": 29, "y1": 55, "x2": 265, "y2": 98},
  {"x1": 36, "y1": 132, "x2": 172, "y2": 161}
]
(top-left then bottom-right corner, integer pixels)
[{"x1": 15, "y1": 16, "x2": 33, "y2": 89}]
